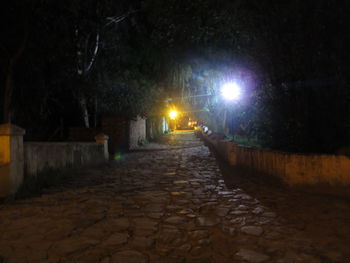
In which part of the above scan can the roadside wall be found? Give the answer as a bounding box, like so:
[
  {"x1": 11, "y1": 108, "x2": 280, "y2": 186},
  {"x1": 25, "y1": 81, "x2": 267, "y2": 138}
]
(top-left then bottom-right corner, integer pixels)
[
  {"x1": 129, "y1": 116, "x2": 146, "y2": 149},
  {"x1": 146, "y1": 116, "x2": 168, "y2": 141},
  {"x1": 101, "y1": 117, "x2": 128, "y2": 153},
  {"x1": 69, "y1": 115, "x2": 148, "y2": 152},
  {"x1": 0, "y1": 123, "x2": 109, "y2": 197},
  {"x1": 24, "y1": 142, "x2": 105, "y2": 177},
  {"x1": 199, "y1": 127, "x2": 350, "y2": 186}
]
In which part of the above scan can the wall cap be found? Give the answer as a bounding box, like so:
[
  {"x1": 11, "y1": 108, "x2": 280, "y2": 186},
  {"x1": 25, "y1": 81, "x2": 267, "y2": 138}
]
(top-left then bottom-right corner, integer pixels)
[{"x1": 0, "y1": 123, "x2": 25, "y2": 136}]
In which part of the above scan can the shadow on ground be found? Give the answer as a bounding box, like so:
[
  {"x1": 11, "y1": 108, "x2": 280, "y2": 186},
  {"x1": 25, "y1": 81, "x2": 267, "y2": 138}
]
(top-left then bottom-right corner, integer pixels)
[{"x1": 210, "y1": 144, "x2": 350, "y2": 260}]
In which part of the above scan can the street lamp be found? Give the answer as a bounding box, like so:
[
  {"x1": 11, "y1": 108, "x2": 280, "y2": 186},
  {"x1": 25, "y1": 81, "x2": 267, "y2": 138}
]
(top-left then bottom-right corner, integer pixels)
[
  {"x1": 221, "y1": 82, "x2": 241, "y2": 101},
  {"x1": 169, "y1": 109, "x2": 178, "y2": 130},
  {"x1": 220, "y1": 82, "x2": 242, "y2": 134},
  {"x1": 169, "y1": 110, "x2": 178, "y2": 120}
]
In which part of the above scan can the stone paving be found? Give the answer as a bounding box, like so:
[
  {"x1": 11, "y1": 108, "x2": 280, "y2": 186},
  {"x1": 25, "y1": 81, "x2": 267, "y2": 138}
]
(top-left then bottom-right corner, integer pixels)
[{"x1": 1, "y1": 132, "x2": 350, "y2": 262}]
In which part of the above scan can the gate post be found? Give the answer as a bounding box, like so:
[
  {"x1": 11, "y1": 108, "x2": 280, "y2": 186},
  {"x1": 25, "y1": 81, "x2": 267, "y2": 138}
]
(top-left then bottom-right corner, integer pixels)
[
  {"x1": 95, "y1": 133, "x2": 109, "y2": 160},
  {"x1": 0, "y1": 124, "x2": 25, "y2": 197}
]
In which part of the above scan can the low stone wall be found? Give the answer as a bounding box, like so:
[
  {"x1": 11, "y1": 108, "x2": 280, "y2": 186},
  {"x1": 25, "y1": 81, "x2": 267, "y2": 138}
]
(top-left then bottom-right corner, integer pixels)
[
  {"x1": 199, "y1": 127, "x2": 350, "y2": 187},
  {"x1": 101, "y1": 117, "x2": 128, "y2": 153},
  {"x1": 24, "y1": 142, "x2": 105, "y2": 177},
  {"x1": 0, "y1": 123, "x2": 109, "y2": 197},
  {"x1": 129, "y1": 116, "x2": 146, "y2": 149},
  {"x1": 69, "y1": 116, "x2": 148, "y2": 152},
  {"x1": 146, "y1": 116, "x2": 168, "y2": 140}
]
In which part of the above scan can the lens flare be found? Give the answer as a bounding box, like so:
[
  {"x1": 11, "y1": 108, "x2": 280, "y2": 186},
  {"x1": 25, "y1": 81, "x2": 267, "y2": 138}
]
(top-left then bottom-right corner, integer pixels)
[
  {"x1": 114, "y1": 152, "x2": 122, "y2": 161},
  {"x1": 221, "y1": 82, "x2": 241, "y2": 101},
  {"x1": 169, "y1": 110, "x2": 178, "y2": 120}
]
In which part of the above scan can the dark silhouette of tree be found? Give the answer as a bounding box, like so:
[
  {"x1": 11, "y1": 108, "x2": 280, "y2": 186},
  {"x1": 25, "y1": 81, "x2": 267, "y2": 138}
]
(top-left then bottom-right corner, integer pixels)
[{"x1": 1, "y1": 0, "x2": 349, "y2": 151}]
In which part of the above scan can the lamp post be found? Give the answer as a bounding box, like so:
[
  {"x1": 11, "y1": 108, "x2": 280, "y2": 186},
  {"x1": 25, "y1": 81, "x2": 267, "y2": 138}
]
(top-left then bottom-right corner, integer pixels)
[
  {"x1": 220, "y1": 82, "x2": 242, "y2": 134},
  {"x1": 169, "y1": 110, "x2": 178, "y2": 130},
  {"x1": 221, "y1": 82, "x2": 241, "y2": 101}
]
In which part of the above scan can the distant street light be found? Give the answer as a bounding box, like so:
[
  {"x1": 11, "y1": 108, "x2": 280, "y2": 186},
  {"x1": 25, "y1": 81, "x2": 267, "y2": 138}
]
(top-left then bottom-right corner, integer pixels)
[
  {"x1": 221, "y1": 82, "x2": 241, "y2": 101},
  {"x1": 169, "y1": 110, "x2": 178, "y2": 120}
]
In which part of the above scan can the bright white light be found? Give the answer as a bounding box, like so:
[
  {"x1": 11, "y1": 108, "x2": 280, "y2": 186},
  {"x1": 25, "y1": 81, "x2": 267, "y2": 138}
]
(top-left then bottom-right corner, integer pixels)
[
  {"x1": 169, "y1": 110, "x2": 178, "y2": 120},
  {"x1": 221, "y1": 82, "x2": 241, "y2": 101}
]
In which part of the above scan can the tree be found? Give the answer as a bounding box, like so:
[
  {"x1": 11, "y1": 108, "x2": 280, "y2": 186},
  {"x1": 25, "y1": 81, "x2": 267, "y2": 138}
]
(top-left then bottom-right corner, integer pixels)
[
  {"x1": 1, "y1": 0, "x2": 160, "y2": 132},
  {"x1": 145, "y1": 0, "x2": 350, "y2": 153},
  {"x1": 0, "y1": 1, "x2": 32, "y2": 123},
  {"x1": 1, "y1": 0, "x2": 349, "y2": 150},
  {"x1": 65, "y1": 0, "x2": 140, "y2": 127}
]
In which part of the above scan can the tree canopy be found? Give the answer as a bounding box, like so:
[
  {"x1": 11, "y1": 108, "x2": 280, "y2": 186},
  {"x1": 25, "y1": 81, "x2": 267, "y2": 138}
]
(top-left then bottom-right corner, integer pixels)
[
  {"x1": 1, "y1": 0, "x2": 349, "y2": 152},
  {"x1": 145, "y1": 0, "x2": 350, "y2": 153}
]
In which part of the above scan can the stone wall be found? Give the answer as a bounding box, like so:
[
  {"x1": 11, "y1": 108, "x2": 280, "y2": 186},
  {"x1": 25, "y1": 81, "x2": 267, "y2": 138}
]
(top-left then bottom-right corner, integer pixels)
[
  {"x1": 68, "y1": 117, "x2": 128, "y2": 153},
  {"x1": 199, "y1": 126, "x2": 350, "y2": 187},
  {"x1": 101, "y1": 116, "x2": 128, "y2": 154},
  {"x1": 24, "y1": 142, "x2": 105, "y2": 177},
  {"x1": 0, "y1": 123, "x2": 109, "y2": 197},
  {"x1": 129, "y1": 116, "x2": 146, "y2": 149},
  {"x1": 69, "y1": 116, "x2": 148, "y2": 152},
  {"x1": 147, "y1": 116, "x2": 169, "y2": 140}
]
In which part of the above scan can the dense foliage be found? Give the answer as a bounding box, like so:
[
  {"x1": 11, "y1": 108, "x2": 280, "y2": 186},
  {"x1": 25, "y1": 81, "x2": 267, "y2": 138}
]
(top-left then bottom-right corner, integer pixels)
[
  {"x1": 1, "y1": 0, "x2": 163, "y2": 135},
  {"x1": 1, "y1": 0, "x2": 349, "y2": 152},
  {"x1": 145, "y1": 0, "x2": 350, "y2": 153}
]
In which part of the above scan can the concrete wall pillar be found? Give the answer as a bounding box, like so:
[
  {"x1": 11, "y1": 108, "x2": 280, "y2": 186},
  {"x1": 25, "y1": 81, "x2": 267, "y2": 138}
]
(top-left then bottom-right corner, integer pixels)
[
  {"x1": 95, "y1": 133, "x2": 109, "y2": 160},
  {"x1": 0, "y1": 124, "x2": 25, "y2": 197}
]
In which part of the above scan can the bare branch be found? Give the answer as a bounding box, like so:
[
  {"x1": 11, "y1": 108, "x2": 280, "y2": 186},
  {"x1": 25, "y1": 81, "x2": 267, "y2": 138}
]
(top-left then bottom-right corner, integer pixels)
[
  {"x1": 105, "y1": 14, "x2": 128, "y2": 26},
  {"x1": 105, "y1": 9, "x2": 139, "y2": 27},
  {"x1": 75, "y1": 27, "x2": 83, "y2": 75},
  {"x1": 76, "y1": 9, "x2": 139, "y2": 75},
  {"x1": 85, "y1": 32, "x2": 100, "y2": 73},
  {"x1": 83, "y1": 33, "x2": 91, "y2": 73}
]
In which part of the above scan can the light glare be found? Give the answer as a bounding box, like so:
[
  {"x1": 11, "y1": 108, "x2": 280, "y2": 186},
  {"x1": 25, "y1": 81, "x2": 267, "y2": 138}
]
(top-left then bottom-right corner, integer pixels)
[
  {"x1": 169, "y1": 110, "x2": 178, "y2": 120},
  {"x1": 221, "y1": 82, "x2": 241, "y2": 101}
]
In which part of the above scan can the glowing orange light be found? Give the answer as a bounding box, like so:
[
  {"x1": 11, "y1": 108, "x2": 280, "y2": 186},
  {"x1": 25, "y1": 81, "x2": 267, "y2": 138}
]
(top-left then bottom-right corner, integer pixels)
[{"x1": 169, "y1": 110, "x2": 178, "y2": 120}]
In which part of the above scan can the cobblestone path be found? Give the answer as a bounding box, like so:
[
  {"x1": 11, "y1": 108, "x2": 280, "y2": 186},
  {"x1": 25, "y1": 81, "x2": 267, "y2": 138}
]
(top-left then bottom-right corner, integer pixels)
[{"x1": 1, "y1": 132, "x2": 350, "y2": 263}]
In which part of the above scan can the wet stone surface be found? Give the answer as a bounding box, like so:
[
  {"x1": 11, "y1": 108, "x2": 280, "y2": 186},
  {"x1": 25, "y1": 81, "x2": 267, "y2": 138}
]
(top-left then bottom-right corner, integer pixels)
[{"x1": 1, "y1": 132, "x2": 350, "y2": 262}]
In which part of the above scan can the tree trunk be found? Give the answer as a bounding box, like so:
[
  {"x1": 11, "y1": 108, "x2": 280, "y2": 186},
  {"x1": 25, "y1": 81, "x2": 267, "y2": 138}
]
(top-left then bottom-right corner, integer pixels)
[
  {"x1": 79, "y1": 95, "x2": 90, "y2": 128},
  {"x1": 94, "y1": 96, "x2": 98, "y2": 128},
  {"x1": 3, "y1": 66, "x2": 14, "y2": 123},
  {"x1": 2, "y1": 33, "x2": 27, "y2": 123}
]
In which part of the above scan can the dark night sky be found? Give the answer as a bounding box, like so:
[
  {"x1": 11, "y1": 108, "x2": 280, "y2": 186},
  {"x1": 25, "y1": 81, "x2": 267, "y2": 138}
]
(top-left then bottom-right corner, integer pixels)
[{"x1": 1, "y1": 0, "x2": 349, "y2": 152}]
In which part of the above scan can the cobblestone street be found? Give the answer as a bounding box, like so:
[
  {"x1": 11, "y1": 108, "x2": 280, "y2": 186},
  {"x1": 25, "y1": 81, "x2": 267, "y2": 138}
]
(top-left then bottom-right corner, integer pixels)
[{"x1": 1, "y1": 132, "x2": 350, "y2": 263}]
